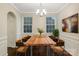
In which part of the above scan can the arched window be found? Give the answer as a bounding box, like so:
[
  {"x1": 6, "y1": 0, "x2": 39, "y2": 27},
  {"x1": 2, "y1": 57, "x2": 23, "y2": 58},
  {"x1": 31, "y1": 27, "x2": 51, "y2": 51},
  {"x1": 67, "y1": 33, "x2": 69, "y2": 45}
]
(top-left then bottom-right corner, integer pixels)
[{"x1": 46, "y1": 17, "x2": 55, "y2": 33}]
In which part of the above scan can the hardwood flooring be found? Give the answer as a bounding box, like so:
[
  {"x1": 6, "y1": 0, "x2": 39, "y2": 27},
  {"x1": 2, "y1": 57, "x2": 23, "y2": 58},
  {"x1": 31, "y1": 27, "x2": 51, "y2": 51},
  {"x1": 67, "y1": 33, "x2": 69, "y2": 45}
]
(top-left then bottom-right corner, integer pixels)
[{"x1": 8, "y1": 47, "x2": 71, "y2": 56}]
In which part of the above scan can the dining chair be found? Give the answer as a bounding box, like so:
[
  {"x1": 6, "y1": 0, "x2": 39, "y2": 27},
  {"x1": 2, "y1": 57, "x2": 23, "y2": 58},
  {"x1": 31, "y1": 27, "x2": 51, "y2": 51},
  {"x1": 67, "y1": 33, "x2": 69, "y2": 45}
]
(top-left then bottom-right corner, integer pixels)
[
  {"x1": 16, "y1": 45, "x2": 28, "y2": 56},
  {"x1": 50, "y1": 46, "x2": 64, "y2": 56}
]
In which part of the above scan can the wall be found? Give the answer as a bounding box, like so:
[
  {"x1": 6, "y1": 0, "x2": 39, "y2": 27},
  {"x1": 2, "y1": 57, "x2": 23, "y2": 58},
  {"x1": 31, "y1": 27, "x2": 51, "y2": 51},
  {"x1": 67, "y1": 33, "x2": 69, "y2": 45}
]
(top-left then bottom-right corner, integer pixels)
[
  {"x1": 21, "y1": 13, "x2": 58, "y2": 36},
  {"x1": 0, "y1": 3, "x2": 21, "y2": 55},
  {"x1": 58, "y1": 3, "x2": 79, "y2": 56}
]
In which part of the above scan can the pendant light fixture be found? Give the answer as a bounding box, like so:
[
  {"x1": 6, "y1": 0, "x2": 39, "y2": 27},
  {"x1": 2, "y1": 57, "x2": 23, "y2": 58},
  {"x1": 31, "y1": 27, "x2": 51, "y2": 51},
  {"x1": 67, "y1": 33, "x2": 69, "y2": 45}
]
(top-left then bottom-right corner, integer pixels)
[{"x1": 36, "y1": 3, "x2": 47, "y2": 17}]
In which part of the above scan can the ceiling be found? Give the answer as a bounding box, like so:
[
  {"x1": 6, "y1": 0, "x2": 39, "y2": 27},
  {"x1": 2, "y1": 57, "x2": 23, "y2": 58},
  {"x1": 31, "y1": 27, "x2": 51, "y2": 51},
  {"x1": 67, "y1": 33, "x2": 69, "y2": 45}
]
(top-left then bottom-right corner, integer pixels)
[{"x1": 13, "y1": 3, "x2": 68, "y2": 13}]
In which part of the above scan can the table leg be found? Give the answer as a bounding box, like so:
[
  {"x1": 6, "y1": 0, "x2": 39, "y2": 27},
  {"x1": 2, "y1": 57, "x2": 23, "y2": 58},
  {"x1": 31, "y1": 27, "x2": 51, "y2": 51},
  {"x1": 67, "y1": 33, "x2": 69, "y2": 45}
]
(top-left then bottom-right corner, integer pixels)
[
  {"x1": 30, "y1": 46, "x2": 32, "y2": 56},
  {"x1": 47, "y1": 46, "x2": 50, "y2": 56},
  {"x1": 25, "y1": 49, "x2": 26, "y2": 56}
]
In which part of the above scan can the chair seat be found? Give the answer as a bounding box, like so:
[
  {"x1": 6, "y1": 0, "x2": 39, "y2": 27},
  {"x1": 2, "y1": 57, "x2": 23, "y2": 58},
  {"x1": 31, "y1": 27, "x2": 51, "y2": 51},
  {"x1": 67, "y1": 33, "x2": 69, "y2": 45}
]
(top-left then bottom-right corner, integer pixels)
[
  {"x1": 53, "y1": 46, "x2": 64, "y2": 53},
  {"x1": 50, "y1": 46, "x2": 64, "y2": 54},
  {"x1": 16, "y1": 39, "x2": 21, "y2": 43},
  {"x1": 16, "y1": 46, "x2": 28, "y2": 53}
]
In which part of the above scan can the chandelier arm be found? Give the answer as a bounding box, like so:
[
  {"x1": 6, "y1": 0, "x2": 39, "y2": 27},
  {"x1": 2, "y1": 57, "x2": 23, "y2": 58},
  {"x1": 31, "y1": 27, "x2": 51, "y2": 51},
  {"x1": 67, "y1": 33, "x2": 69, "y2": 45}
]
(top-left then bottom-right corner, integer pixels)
[{"x1": 36, "y1": 3, "x2": 46, "y2": 16}]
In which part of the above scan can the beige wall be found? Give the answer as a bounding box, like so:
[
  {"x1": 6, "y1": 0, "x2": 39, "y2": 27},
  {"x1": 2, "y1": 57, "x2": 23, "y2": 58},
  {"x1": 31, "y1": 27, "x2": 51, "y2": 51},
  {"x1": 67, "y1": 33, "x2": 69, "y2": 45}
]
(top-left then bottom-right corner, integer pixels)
[
  {"x1": 0, "y1": 3, "x2": 20, "y2": 55},
  {"x1": 58, "y1": 3, "x2": 79, "y2": 55},
  {"x1": 21, "y1": 13, "x2": 58, "y2": 36}
]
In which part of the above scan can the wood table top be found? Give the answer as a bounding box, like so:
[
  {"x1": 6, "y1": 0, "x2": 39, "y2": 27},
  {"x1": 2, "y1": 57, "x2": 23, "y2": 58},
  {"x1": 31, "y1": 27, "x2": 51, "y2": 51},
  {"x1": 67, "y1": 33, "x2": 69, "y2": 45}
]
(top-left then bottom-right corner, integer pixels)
[{"x1": 25, "y1": 35, "x2": 56, "y2": 46}]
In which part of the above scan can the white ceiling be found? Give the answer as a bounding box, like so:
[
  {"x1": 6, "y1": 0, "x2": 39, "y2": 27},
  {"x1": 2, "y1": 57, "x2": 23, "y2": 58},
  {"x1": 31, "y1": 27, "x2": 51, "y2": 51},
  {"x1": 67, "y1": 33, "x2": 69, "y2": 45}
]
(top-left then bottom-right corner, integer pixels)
[{"x1": 13, "y1": 3, "x2": 68, "y2": 13}]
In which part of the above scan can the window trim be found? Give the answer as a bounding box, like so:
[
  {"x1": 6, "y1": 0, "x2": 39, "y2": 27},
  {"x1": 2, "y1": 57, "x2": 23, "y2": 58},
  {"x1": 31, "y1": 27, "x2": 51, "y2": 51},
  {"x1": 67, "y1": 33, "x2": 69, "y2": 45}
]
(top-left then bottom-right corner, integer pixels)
[
  {"x1": 46, "y1": 16, "x2": 56, "y2": 33},
  {"x1": 22, "y1": 16, "x2": 32, "y2": 34}
]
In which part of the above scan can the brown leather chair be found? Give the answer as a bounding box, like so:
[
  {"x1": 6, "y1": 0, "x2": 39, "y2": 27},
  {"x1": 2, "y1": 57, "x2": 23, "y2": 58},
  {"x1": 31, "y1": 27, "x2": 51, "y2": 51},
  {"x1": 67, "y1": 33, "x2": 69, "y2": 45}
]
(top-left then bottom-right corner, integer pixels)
[
  {"x1": 50, "y1": 46, "x2": 64, "y2": 56},
  {"x1": 22, "y1": 35, "x2": 31, "y2": 42},
  {"x1": 16, "y1": 45, "x2": 28, "y2": 56},
  {"x1": 49, "y1": 36, "x2": 64, "y2": 46},
  {"x1": 57, "y1": 39, "x2": 64, "y2": 46},
  {"x1": 16, "y1": 39, "x2": 24, "y2": 47},
  {"x1": 49, "y1": 36, "x2": 58, "y2": 42}
]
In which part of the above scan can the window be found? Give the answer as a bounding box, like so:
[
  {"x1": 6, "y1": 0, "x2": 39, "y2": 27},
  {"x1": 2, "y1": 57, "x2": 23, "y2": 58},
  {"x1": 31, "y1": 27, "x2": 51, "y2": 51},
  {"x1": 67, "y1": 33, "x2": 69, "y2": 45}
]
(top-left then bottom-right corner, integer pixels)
[
  {"x1": 23, "y1": 17, "x2": 32, "y2": 33},
  {"x1": 46, "y1": 17, "x2": 55, "y2": 33}
]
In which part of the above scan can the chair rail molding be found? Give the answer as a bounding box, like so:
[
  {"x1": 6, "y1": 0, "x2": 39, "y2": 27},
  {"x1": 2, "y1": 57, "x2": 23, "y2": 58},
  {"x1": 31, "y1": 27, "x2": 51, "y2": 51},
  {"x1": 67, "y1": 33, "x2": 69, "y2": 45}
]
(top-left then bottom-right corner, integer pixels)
[{"x1": 0, "y1": 36, "x2": 7, "y2": 56}]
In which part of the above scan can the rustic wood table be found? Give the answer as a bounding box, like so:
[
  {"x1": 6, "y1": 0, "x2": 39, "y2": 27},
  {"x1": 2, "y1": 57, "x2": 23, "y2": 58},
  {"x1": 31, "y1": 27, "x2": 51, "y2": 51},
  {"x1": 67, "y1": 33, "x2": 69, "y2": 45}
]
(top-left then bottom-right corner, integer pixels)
[{"x1": 25, "y1": 35, "x2": 56, "y2": 56}]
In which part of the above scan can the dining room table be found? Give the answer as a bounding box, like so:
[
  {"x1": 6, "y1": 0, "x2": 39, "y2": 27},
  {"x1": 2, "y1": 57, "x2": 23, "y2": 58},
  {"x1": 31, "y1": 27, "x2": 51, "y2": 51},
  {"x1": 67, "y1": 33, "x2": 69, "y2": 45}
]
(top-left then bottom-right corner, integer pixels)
[{"x1": 25, "y1": 35, "x2": 56, "y2": 56}]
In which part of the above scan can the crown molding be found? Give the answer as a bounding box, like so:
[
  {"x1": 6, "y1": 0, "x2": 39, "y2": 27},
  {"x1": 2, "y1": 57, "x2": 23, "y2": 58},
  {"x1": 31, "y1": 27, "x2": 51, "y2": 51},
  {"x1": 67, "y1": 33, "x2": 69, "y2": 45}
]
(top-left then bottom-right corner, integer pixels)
[
  {"x1": 9, "y1": 3, "x2": 69, "y2": 14},
  {"x1": 56, "y1": 3, "x2": 69, "y2": 13},
  {"x1": 9, "y1": 3, "x2": 21, "y2": 13},
  {"x1": 20, "y1": 11, "x2": 58, "y2": 14}
]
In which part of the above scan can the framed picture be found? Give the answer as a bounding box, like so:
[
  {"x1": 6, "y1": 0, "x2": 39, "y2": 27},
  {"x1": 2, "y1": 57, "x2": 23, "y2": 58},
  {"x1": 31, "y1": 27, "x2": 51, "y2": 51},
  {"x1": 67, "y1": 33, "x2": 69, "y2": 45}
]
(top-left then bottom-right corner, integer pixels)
[{"x1": 62, "y1": 13, "x2": 78, "y2": 33}]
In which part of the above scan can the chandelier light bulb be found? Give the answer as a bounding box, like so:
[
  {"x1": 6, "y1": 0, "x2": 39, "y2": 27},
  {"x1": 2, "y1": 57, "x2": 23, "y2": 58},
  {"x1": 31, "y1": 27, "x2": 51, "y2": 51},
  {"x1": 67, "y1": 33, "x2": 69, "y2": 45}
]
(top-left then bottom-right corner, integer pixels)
[
  {"x1": 36, "y1": 9, "x2": 40, "y2": 15},
  {"x1": 36, "y1": 9, "x2": 47, "y2": 16},
  {"x1": 42, "y1": 9, "x2": 46, "y2": 15},
  {"x1": 40, "y1": 12, "x2": 43, "y2": 16},
  {"x1": 36, "y1": 3, "x2": 47, "y2": 16}
]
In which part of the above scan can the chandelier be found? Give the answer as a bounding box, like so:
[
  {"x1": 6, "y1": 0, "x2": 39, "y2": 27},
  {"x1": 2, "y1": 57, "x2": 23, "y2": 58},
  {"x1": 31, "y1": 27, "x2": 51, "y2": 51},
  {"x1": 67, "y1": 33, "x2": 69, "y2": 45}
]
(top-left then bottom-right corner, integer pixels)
[{"x1": 36, "y1": 3, "x2": 47, "y2": 16}]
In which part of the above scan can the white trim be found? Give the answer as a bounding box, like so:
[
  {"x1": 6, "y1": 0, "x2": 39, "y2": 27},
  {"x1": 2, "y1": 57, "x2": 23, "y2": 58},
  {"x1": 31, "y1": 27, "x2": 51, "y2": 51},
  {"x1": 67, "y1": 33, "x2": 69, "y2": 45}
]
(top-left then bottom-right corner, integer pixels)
[
  {"x1": 60, "y1": 33, "x2": 79, "y2": 41},
  {"x1": 22, "y1": 16, "x2": 33, "y2": 35},
  {"x1": 0, "y1": 36, "x2": 7, "y2": 39},
  {"x1": 0, "y1": 36, "x2": 7, "y2": 41},
  {"x1": 9, "y1": 3, "x2": 21, "y2": 13},
  {"x1": 0, "y1": 36, "x2": 7, "y2": 45},
  {"x1": 20, "y1": 11, "x2": 58, "y2": 14},
  {"x1": 56, "y1": 3, "x2": 69, "y2": 13},
  {"x1": 1, "y1": 52, "x2": 8, "y2": 56},
  {"x1": 10, "y1": 3, "x2": 69, "y2": 14},
  {"x1": 0, "y1": 36, "x2": 7, "y2": 56},
  {"x1": 46, "y1": 16, "x2": 56, "y2": 33}
]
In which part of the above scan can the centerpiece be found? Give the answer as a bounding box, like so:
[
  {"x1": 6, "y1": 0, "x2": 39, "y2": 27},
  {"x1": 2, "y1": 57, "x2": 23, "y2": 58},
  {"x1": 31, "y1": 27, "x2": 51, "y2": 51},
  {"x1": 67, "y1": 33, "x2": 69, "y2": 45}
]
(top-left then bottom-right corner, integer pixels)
[{"x1": 37, "y1": 28, "x2": 44, "y2": 36}]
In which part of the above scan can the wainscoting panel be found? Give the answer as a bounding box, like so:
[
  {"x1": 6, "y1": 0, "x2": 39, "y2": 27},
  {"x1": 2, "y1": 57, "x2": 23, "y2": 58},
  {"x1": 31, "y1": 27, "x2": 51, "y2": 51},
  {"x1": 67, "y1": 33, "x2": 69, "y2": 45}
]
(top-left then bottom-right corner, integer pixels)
[
  {"x1": 0, "y1": 36, "x2": 7, "y2": 56},
  {"x1": 60, "y1": 33, "x2": 79, "y2": 56}
]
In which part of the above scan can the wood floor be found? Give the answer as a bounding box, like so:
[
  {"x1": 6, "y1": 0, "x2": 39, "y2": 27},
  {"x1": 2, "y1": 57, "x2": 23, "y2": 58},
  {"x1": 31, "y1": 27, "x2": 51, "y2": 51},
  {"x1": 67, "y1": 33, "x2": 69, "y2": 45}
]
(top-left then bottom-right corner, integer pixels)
[
  {"x1": 8, "y1": 47, "x2": 71, "y2": 56},
  {"x1": 8, "y1": 47, "x2": 16, "y2": 56}
]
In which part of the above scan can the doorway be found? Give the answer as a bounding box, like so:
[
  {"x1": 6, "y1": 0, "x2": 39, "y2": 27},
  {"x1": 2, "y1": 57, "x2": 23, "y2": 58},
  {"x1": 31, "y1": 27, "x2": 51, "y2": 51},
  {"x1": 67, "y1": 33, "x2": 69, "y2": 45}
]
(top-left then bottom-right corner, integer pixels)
[{"x1": 7, "y1": 12, "x2": 16, "y2": 48}]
